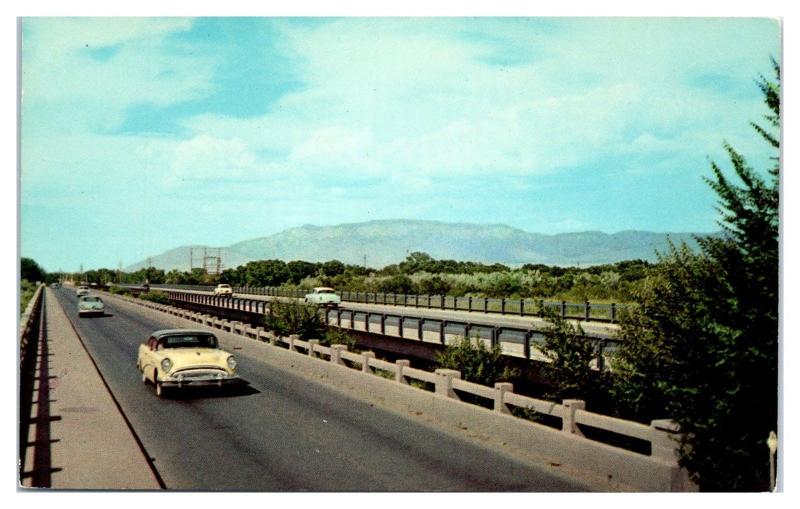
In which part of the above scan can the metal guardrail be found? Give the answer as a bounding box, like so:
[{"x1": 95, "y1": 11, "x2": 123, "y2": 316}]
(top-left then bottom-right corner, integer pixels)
[
  {"x1": 137, "y1": 287, "x2": 617, "y2": 365},
  {"x1": 145, "y1": 283, "x2": 630, "y2": 322}
]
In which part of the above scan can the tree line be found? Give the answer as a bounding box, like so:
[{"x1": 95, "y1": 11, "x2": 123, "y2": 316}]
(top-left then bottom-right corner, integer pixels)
[{"x1": 68, "y1": 255, "x2": 653, "y2": 304}]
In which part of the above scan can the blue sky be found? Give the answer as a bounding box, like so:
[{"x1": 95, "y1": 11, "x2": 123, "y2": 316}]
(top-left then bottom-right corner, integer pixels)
[{"x1": 19, "y1": 17, "x2": 781, "y2": 272}]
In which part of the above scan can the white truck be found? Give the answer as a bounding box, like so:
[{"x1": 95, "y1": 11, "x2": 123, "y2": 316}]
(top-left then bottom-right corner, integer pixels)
[{"x1": 304, "y1": 287, "x2": 341, "y2": 308}]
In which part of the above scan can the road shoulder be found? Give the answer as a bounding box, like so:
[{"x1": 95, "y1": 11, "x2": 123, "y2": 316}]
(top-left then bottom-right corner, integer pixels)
[{"x1": 19, "y1": 288, "x2": 161, "y2": 489}]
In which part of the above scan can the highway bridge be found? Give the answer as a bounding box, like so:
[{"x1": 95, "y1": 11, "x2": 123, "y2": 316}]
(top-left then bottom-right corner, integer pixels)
[{"x1": 19, "y1": 285, "x2": 695, "y2": 491}]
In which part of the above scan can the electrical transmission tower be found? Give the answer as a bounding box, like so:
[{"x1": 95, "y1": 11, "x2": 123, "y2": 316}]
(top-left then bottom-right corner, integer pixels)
[{"x1": 190, "y1": 247, "x2": 223, "y2": 275}]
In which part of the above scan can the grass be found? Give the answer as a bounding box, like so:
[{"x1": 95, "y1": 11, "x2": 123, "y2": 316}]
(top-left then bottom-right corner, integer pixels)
[{"x1": 20, "y1": 280, "x2": 38, "y2": 315}]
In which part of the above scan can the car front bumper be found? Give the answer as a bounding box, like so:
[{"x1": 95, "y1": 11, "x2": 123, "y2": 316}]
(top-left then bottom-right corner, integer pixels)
[{"x1": 160, "y1": 373, "x2": 240, "y2": 388}]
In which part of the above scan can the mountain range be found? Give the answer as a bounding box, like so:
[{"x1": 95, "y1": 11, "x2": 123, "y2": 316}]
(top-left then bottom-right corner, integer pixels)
[{"x1": 126, "y1": 219, "x2": 712, "y2": 272}]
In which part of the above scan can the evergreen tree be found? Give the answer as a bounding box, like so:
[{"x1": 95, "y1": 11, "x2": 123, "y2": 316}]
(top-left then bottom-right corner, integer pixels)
[{"x1": 611, "y1": 61, "x2": 780, "y2": 491}]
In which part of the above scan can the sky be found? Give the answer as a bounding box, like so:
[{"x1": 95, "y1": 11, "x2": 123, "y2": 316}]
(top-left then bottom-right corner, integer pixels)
[{"x1": 18, "y1": 16, "x2": 781, "y2": 272}]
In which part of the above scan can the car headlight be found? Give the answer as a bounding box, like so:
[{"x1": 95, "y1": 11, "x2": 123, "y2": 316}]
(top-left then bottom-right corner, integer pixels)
[
  {"x1": 227, "y1": 356, "x2": 237, "y2": 370},
  {"x1": 161, "y1": 358, "x2": 173, "y2": 372}
]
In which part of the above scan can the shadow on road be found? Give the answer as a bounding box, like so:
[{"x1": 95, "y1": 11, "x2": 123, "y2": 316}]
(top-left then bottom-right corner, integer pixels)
[
  {"x1": 19, "y1": 299, "x2": 63, "y2": 487},
  {"x1": 159, "y1": 380, "x2": 260, "y2": 400}
]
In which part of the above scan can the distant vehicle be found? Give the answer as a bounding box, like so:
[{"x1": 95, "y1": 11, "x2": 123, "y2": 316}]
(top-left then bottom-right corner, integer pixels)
[
  {"x1": 213, "y1": 284, "x2": 233, "y2": 297},
  {"x1": 141, "y1": 283, "x2": 150, "y2": 291},
  {"x1": 78, "y1": 295, "x2": 105, "y2": 317},
  {"x1": 137, "y1": 329, "x2": 239, "y2": 398},
  {"x1": 76, "y1": 285, "x2": 90, "y2": 297},
  {"x1": 50, "y1": 282, "x2": 61, "y2": 288},
  {"x1": 304, "y1": 287, "x2": 341, "y2": 308}
]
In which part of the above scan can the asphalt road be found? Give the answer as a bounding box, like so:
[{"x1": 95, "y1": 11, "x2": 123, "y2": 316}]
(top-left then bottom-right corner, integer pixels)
[{"x1": 52, "y1": 288, "x2": 589, "y2": 491}]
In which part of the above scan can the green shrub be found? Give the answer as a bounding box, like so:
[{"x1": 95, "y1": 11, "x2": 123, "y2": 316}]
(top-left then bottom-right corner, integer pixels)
[
  {"x1": 264, "y1": 299, "x2": 324, "y2": 340},
  {"x1": 539, "y1": 308, "x2": 611, "y2": 410},
  {"x1": 109, "y1": 286, "x2": 132, "y2": 296},
  {"x1": 138, "y1": 290, "x2": 171, "y2": 305},
  {"x1": 20, "y1": 279, "x2": 37, "y2": 314},
  {"x1": 321, "y1": 328, "x2": 356, "y2": 350},
  {"x1": 435, "y1": 336, "x2": 517, "y2": 386}
]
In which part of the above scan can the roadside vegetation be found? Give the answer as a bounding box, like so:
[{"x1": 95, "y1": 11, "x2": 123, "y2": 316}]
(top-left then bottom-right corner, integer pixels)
[
  {"x1": 435, "y1": 337, "x2": 517, "y2": 387},
  {"x1": 19, "y1": 279, "x2": 38, "y2": 314},
  {"x1": 137, "y1": 290, "x2": 171, "y2": 305},
  {"x1": 20, "y1": 257, "x2": 51, "y2": 314}
]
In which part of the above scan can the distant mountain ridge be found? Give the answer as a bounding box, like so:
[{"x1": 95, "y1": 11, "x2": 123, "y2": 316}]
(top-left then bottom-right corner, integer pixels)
[{"x1": 126, "y1": 219, "x2": 712, "y2": 271}]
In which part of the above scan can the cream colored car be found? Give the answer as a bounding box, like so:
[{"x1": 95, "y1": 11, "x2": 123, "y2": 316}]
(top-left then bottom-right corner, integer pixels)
[
  {"x1": 213, "y1": 284, "x2": 233, "y2": 297},
  {"x1": 137, "y1": 329, "x2": 239, "y2": 397}
]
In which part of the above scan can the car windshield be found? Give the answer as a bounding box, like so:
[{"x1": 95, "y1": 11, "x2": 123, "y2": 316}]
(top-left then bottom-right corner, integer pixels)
[
  {"x1": 81, "y1": 297, "x2": 102, "y2": 303},
  {"x1": 218, "y1": 285, "x2": 231, "y2": 288},
  {"x1": 160, "y1": 334, "x2": 218, "y2": 349},
  {"x1": 318, "y1": 289, "x2": 335, "y2": 294}
]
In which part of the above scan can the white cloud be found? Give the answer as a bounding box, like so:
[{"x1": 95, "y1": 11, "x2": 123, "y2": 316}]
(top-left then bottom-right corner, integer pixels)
[
  {"x1": 165, "y1": 134, "x2": 258, "y2": 185},
  {"x1": 179, "y1": 18, "x2": 777, "y2": 184},
  {"x1": 21, "y1": 18, "x2": 215, "y2": 132}
]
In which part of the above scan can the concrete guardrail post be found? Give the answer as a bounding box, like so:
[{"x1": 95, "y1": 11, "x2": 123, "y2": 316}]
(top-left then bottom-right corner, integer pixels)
[
  {"x1": 255, "y1": 326, "x2": 265, "y2": 342},
  {"x1": 494, "y1": 382, "x2": 514, "y2": 414},
  {"x1": 306, "y1": 338, "x2": 319, "y2": 357},
  {"x1": 289, "y1": 334, "x2": 299, "y2": 352},
  {"x1": 561, "y1": 399, "x2": 585, "y2": 436},
  {"x1": 395, "y1": 359, "x2": 410, "y2": 384},
  {"x1": 649, "y1": 419, "x2": 696, "y2": 491},
  {"x1": 434, "y1": 369, "x2": 461, "y2": 399},
  {"x1": 330, "y1": 344, "x2": 347, "y2": 365},
  {"x1": 361, "y1": 351, "x2": 375, "y2": 373},
  {"x1": 649, "y1": 419, "x2": 682, "y2": 463}
]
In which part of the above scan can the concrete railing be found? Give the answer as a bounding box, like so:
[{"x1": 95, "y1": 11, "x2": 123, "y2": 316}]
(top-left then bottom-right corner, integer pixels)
[
  {"x1": 108, "y1": 290, "x2": 695, "y2": 491},
  {"x1": 19, "y1": 284, "x2": 45, "y2": 369}
]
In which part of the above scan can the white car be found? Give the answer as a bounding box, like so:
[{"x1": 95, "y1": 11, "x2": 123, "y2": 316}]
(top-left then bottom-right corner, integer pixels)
[
  {"x1": 78, "y1": 295, "x2": 105, "y2": 317},
  {"x1": 304, "y1": 287, "x2": 341, "y2": 308},
  {"x1": 76, "y1": 285, "x2": 90, "y2": 297},
  {"x1": 213, "y1": 284, "x2": 233, "y2": 297}
]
